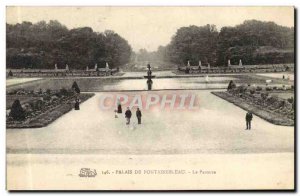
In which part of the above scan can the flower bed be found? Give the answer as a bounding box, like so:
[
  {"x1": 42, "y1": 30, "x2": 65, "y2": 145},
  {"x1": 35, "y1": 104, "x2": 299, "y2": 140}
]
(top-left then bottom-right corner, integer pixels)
[
  {"x1": 212, "y1": 85, "x2": 294, "y2": 126},
  {"x1": 6, "y1": 89, "x2": 94, "y2": 128}
]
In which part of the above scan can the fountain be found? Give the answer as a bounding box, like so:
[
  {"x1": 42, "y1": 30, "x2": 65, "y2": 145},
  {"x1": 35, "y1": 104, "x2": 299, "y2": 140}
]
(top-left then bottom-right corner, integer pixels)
[{"x1": 144, "y1": 63, "x2": 156, "y2": 90}]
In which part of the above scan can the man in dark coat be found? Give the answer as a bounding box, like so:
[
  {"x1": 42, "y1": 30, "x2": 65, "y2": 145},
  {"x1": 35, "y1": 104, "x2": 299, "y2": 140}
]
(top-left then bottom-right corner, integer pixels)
[
  {"x1": 136, "y1": 107, "x2": 142, "y2": 124},
  {"x1": 125, "y1": 107, "x2": 132, "y2": 125},
  {"x1": 245, "y1": 111, "x2": 253, "y2": 130}
]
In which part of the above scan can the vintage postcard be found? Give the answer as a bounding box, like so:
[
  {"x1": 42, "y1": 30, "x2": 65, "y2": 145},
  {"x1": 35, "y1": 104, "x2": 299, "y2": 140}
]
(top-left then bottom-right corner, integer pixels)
[{"x1": 6, "y1": 6, "x2": 295, "y2": 190}]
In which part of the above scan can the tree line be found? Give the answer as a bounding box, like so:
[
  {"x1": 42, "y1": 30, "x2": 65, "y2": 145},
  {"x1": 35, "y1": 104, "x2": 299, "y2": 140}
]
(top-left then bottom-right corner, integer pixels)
[
  {"x1": 6, "y1": 20, "x2": 132, "y2": 69},
  {"x1": 7, "y1": 20, "x2": 294, "y2": 69},
  {"x1": 137, "y1": 20, "x2": 294, "y2": 67}
]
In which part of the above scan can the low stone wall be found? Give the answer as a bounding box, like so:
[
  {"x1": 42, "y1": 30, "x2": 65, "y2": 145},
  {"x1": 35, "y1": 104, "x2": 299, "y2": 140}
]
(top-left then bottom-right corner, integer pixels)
[
  {"x1": 178, "y1": 64, "x2": 294, "y2": 74},
  {"x1": 6, "y1": 69, "x2": 119, "y2": 78}
]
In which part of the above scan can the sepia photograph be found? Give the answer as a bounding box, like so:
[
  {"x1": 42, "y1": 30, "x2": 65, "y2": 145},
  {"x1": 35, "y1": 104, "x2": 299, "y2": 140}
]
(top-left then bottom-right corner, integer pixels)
[{"x1": 5, "y1": 6, "x2": 295, "y2": 190}]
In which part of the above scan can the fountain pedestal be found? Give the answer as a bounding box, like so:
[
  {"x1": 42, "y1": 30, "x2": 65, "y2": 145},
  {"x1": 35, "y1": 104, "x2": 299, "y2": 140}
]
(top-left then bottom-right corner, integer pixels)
[{"x1": 144, "y1": 64, "x2": 155, "y2": 90}]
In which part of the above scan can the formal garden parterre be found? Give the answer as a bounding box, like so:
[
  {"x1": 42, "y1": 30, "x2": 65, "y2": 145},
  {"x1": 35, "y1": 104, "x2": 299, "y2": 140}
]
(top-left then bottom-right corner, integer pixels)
[
  {"x1": 6, "y1": 83, "x2": 94, "y2": 128},
  {"x1": 212, "y1": 81, "x2": 294, "y2": 126}
]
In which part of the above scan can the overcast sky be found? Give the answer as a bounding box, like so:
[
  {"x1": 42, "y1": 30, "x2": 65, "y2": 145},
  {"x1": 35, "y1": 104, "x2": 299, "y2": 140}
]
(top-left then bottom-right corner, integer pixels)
[{"x1": 6, "y1": 6, "x2": 294, "y2": 52}]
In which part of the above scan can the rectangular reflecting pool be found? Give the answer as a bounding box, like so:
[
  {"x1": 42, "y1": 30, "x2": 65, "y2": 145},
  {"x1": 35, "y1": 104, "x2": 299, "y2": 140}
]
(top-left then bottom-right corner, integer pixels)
[{"x1": 7, "y1": 77, "x2": 237, "y2": 91}]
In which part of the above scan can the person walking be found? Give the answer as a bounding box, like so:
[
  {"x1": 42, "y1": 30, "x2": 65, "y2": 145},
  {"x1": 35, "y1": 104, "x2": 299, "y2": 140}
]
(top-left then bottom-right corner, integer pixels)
[
  {"x1": 125, "y1": 107, "x2": 132, "y2": 125},
  {"x1": 117, "y1": 98, "x2": 122, "y2": 113},
  {"x1": 245, "y1": 111, "x2": 253, "y2": 130},
  {"x1": 136, "y1": 107, "x2": 142, "y2": 124}
]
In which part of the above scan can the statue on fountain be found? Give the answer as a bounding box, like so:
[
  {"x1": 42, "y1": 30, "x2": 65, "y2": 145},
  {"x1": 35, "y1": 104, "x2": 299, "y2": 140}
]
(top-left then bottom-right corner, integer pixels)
[{"x1": 144, "y1": 63, "x2": 155, "y2": 90}]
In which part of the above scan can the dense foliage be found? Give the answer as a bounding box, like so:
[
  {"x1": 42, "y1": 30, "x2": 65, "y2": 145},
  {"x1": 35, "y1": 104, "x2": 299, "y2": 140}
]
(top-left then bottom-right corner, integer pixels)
[
  {"x1": 167, "y1": 24, "x2": 218, "y2": 66},
  {"x1": 162, "y1": 20, "x2": 294, "y2": 66},
  {"x1": 7, "y1": 20, "x2": 294, "y2": 69},
  {"x1": 216, "y1": 20, "x2": 294, "y2": 66},
  {"x1": 7, "y1": 20, "x2": 132, "y2": 69}
]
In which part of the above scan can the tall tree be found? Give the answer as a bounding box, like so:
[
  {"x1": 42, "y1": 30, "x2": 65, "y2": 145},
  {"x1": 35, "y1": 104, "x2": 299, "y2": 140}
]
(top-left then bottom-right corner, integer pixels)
[
  {"x1": 167, "y1": 24, "x2": 218, "y2": 66},
  {"x1": 216, "y1": 20, "x2": 294, "y2": 65},
  {"x1": 159, "y1": 20, "x2": 294, "y2": 66}
]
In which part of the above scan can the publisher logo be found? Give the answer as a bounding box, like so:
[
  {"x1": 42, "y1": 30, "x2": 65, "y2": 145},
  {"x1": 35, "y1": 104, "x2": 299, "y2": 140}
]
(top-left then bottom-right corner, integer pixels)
[{"x1": 79, "y1": 168, "x2": 97, "y2": 177}]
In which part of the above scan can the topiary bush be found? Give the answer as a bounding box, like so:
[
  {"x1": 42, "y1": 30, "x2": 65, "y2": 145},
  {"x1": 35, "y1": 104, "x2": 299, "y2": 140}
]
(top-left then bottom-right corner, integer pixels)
[
  {"x1": 9, "y1": 100, "x2": 25, "y2": 121},
  {"x1": 287, "y1": 97, "x2": 294, "y2": 104},
  {"x1": 72, "y1": 81, "x2": 81, "y2": 94},
  {"x1": 227, "y1": 80, "x2": 237, "y2": 91}
]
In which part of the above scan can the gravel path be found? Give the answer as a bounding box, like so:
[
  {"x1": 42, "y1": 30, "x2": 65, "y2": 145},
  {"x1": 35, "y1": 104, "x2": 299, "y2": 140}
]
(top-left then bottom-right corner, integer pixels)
[{"x1": 7, "y1": 90, "x2": 294, "y2": 154}]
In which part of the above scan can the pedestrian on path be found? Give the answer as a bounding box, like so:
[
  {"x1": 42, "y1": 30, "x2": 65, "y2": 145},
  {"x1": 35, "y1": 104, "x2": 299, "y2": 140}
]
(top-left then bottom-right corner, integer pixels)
[
  {"x1": 117, "y1": 98, "x2": 122, "y2": 113},
  {"x1": 246, "y1": 111, "x2": 253, "y2": 130},
  {"x1": 125, "y1": 107, "x2": 132, "y2": 125},
  {"x1": 136, "y1": 107, "x2": 142, "y2": 124}
]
